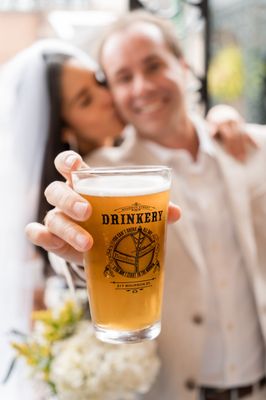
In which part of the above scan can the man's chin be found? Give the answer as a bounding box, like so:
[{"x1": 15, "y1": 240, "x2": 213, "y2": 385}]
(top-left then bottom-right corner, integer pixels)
[{"x1": 135, "y1": 126, "x2": 162, "y2": 140}]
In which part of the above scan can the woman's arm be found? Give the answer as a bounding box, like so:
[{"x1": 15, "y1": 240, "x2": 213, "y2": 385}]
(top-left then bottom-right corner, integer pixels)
[
  {"x1": 26, "y1": 151, "x2": 181, "y2": 265},
  {"x1": 207, "y1": 104, "x2": 258, "y2": 161}
]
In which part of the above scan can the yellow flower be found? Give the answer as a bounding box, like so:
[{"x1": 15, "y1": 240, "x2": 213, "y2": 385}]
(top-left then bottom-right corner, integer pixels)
[
  {"x1": 33, "y1": 300, "x2": 83, "y2": 342},
  {"x1": 11, "y1": 300, "x2": 84, "y2": 394}
]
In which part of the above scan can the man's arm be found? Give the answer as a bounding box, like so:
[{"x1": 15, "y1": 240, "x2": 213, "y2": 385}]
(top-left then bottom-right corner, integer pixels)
[{"x1": 26, "y1": 151, "x2": 181, "y2": 265}]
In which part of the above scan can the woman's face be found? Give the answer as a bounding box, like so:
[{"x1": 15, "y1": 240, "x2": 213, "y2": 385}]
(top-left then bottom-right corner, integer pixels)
[{"x1": 60, "y1": 60, "x2": 125, "y2": 153}]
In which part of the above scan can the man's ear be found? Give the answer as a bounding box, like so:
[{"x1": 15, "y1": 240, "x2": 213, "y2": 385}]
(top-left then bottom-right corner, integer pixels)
[{"x1": 62, "y1": 127, "x2": 79, "y2": 152}]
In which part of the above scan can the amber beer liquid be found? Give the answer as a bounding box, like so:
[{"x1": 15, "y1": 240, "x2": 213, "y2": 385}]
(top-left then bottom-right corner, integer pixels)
[{"x1": 72, "y1": 166, "x2": 171, "y2": 344}]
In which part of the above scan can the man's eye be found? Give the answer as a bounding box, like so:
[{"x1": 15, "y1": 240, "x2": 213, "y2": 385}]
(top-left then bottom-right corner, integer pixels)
[
  {"x1": 147, "y1": 62, "x2": 161, "y2": 73},
  {"x1": 116, "y1": 75, "x2": 132, "y2": 84}
]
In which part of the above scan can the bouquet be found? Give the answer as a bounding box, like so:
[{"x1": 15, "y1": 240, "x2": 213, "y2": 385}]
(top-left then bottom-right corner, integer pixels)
[{"x1": 11, "y1": 300, "x2": 160, "y2": 400}]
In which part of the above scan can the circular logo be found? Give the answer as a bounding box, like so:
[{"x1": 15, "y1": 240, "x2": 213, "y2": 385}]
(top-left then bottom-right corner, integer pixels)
[{"x1": 105, "y1": 226, "x2": 160, "y2": 278}]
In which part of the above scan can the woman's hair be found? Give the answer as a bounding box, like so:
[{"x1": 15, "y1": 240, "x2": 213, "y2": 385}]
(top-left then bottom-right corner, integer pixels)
[
  {"x1": 36, "y1": 53, "x2": 72, "y2": 263},
  {"x1": 0, "y1": 41, "x2": 97, "y2": 288}
]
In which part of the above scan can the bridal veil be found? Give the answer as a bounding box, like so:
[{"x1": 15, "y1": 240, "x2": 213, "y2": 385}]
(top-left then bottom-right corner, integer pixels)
[{"x1": 0, "y1": 39, "x2": 96, "y2": 399}]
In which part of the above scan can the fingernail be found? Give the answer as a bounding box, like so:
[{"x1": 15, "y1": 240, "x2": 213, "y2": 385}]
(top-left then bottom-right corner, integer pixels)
[
  {"x1": 65, "y1": 154, "x2": 78, "y2": 168},
  {"x1": 76, "y1": 234, "x2": 90, "y2": 249},
  {"x1": 73, "y1": 202, "x2": 89, "y2": 218}
]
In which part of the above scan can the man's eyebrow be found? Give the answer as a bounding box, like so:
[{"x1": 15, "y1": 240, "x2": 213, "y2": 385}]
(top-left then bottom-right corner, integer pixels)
[
  {"x1": 112, "y1": 54, "x2": 162, "y2": 78},
  {"x1": 69, "y1": 88, "x2": 88, "y2": 106},
  {"x1": 142, "y1": 54, "x2": 162, "y2": 64},
  {"x1": 113, "y1": 67, "x2": 131, "y2": 78}
]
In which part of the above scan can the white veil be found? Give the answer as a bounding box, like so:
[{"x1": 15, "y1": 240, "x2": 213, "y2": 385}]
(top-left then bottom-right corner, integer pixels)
[{"x1": 0, "y1": 40, "x2": 97, "y2": 398}]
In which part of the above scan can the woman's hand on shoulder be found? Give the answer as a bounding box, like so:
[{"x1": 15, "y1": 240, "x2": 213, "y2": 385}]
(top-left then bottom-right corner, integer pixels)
[{"x1": 207, "y1": 104, "x2": 258, "y2": 161}]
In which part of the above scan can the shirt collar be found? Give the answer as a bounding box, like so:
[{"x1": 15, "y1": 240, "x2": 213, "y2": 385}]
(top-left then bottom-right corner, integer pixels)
[
  {"x1": 141, "y1": 114, "x2": 216, "y2": 164},
  {"x1": 192, "y1": 114, "x2": 215, "y2": 157}
]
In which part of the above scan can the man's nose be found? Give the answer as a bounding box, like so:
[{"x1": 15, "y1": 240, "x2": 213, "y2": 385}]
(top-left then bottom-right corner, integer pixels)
[{"x1": 132, "y1": 74, "x2": 154, "y2": 97}]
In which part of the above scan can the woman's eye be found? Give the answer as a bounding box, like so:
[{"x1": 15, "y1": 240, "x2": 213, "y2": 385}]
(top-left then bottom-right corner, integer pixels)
[{"x1": 79, "y1": 96, "x2": 92, "y2": 107}]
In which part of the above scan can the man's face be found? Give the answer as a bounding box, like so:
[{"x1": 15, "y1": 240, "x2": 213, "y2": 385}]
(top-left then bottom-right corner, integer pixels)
[{"x1": 101, "y1": 22, "x2": 188, "y2": 140}]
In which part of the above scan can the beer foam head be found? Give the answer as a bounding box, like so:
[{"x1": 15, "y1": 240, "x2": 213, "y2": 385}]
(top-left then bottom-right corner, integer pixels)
[{"x1": 73, "y1": 169, "x2": 171, "y2": 197}]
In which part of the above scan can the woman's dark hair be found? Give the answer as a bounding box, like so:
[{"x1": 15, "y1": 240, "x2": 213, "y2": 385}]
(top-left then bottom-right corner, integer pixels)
[{"x1": 36, "y1": 53, "x2": 72, "y2": 266}]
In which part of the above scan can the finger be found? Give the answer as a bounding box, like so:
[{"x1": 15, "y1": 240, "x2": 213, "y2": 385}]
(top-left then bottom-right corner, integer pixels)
[
  {"x1": 244, "y1": 132, "x2": 259, "y2": 149},
  {"x1": 226, "y1": 134, "x2": 245, "y2": 160},
  {"x1": 216, "y1": 121, "x2": 259, "y2": 161},
  {"x1": 26, "y1": 222, "x2": 65, "y2": 250},
  {"x1": 228, "y1": 122, "x2": 252, "y2": 160},
  {"x1": 234, "y1": 133, "x2": 259, "y2": 161},
  {"x1": 54, "y1": 150, "x2": 88, "y2": 182},
  {"x1": 226, "y1": 129, "x2": 259, "y2": 161},
  {"x1": 224, "y1": 139, "x2": 245, "y2": 162},
  {"x1": 208, "y1": 122, "x2": 220, "y2": 139},
  {"x1": 218, "y1": 125, "x2": 246, "y2": 161},
  {"x1": 168, "y1": 202, "x2": 181, "y2": 224},
  {"x1": 206, "y1": 105, "x2": 244, "y2": 125},
  {"x1": 25, "y1": 222, "x2": 83, "y2": 265},
  {"x1": 45, "y1": 181, "x2": 91, "y2": 221},
  {"x1": 44, "y1": 209, "x2": 93, "y2": 253}
]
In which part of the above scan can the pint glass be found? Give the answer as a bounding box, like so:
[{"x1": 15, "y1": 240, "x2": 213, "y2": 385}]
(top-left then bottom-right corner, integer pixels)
[{"x1": 71, "y1": 166, "x2": 171, "y2": 344}]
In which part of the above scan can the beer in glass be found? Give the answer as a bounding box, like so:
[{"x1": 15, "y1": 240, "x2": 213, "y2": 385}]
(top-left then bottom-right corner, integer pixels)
[{"x1": 71, "y1": 166, "x2": 171, "y2": 343}]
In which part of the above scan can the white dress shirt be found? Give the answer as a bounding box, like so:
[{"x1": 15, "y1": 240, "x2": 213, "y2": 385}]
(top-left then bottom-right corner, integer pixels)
[{"x1": 144, "y1": 120, "x2": 265, "y2": 388}]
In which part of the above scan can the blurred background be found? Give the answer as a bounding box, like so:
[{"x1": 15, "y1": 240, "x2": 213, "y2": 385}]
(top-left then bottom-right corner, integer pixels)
[
  {"x1": 0, "y1": 0, "x2": 265, "y2": 122},
  {"x1": 0, "y1": 2, "x2": 265, "y2": 398}
]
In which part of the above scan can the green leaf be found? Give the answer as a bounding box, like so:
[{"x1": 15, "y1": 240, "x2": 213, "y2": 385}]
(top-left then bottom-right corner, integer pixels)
[{"x1": 2, "y1": 357, "x2": 17, "y2": 384}]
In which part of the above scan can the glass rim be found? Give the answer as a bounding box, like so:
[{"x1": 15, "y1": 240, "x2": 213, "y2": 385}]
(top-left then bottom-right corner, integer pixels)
[{"x1": 71, "y1": 165, "x2": 171, "y2": 177}]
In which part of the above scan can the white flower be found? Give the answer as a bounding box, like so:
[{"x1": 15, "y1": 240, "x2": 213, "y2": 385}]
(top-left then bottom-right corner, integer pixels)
[{"x1": 50, "y1": 321, "x2": 160, "y2": 400}]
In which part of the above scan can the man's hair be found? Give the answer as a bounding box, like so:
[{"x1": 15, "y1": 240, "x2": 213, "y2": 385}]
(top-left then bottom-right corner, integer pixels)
[{"x1": 98, "y1": 11, "x2": 184, "y2": 64}]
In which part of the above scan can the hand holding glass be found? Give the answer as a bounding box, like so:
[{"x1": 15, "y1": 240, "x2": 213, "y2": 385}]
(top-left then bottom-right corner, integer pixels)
[{"x1": 71, "y1": 166, "x2": 171, "y2": 344}]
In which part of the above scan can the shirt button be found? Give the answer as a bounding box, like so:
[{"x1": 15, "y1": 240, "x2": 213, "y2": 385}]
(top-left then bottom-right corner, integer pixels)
[
  {"x1": 185, "y1": 378, "x2": 197, "y2": 390},
  {"x1": 192, "y1": 314, "x2": 204, "y2": 325}
]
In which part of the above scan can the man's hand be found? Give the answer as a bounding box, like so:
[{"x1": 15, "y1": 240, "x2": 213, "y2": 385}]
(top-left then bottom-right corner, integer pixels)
[{"x1": 26, "y1": 151, "x2": 181, "y2": 265}]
